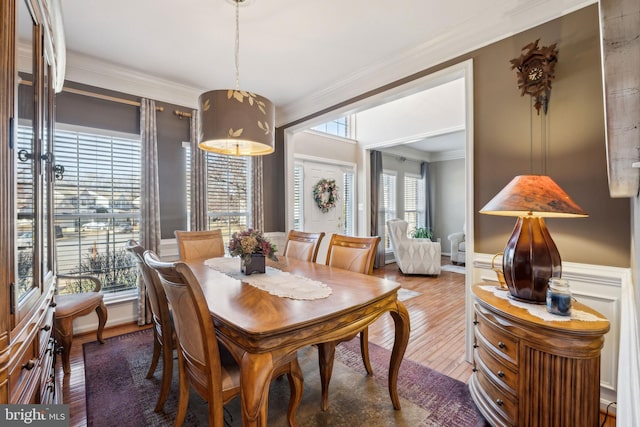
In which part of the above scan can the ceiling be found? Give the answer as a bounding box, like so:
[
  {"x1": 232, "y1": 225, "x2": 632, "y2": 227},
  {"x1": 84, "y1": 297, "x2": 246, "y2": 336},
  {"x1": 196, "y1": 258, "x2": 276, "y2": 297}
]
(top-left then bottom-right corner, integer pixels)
[{"x1": 23, "y1": 0, "x2": 594, "y2": 151}]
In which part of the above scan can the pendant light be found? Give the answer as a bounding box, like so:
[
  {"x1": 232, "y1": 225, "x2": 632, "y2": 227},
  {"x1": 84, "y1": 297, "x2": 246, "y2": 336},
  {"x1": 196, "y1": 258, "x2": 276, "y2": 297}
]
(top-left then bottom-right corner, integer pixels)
[{"x1": 198, "y1": 0, "x2": 275, "y2": 156}]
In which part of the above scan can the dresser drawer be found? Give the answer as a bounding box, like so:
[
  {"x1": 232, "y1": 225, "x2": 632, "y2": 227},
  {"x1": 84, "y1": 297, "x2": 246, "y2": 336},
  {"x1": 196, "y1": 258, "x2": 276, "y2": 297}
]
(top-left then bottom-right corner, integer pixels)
[
  {"x1": 9, "y1": 337, "x2": 40, "y2": 403},
  {"x1": 475, "y1": 307, "x2": 518, "y2": 366},
  {"x1": 475, "y1": 344, "x2": 518, "y2": 395},
  {"x1": 476, "y1": 367, "x2": 517, "y2": 425}
]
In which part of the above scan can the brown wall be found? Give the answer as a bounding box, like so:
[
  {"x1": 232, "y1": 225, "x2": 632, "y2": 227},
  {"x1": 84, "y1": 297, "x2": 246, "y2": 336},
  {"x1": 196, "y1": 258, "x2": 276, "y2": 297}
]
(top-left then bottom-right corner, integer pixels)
[
  {"x1": 473, "y1": 5, "x2": 629, "y2": 267},
  {"x1": 273, "y1": 4, "x2": 631, "y2": 267}
]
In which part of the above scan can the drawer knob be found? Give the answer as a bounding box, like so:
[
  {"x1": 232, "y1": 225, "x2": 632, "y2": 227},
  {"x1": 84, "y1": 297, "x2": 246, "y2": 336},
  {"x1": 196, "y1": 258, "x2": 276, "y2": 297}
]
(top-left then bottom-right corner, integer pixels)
[
  {"x1": 498, "y1": 341, "x2": 506, "y2": 349},
  {"x1": 497, "y1": 370, "x2": 505, "y2": 378},
  {"x1": 496, "y1": 399, "x2": 504, "y2": 406},
  {"x1": 41, "y1": 324, "x2": 51, "y2": 332},
  {"x1": 22, "y1": 359, "x2": 36, "y2": 370}
]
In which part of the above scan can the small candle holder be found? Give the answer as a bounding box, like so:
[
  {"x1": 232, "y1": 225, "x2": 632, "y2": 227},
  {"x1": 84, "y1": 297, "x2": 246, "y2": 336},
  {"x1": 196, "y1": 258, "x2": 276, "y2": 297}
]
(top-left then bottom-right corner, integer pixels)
[{"x1": 546, "y1": 278, "x2": 572, "y2": 316}]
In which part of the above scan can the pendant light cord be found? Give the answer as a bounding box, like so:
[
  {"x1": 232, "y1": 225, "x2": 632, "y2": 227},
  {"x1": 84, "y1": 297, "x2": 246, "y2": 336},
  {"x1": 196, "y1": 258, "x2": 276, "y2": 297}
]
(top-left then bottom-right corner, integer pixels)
[{"x1": 235, "y1": 0, "x2": 240, "y2": 90}]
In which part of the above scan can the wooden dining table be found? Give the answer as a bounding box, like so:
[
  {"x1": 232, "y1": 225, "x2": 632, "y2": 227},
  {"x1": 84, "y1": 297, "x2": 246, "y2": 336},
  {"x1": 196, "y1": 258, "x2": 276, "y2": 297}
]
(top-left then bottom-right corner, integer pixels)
[{"x1": 186, "y1": 255, "x2": 411, "y2": 427}]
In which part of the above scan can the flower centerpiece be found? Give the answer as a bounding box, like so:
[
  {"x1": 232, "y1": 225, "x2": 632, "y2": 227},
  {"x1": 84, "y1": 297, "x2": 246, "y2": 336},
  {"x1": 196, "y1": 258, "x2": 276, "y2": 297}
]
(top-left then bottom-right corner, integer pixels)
[{"x1": 228, "y1": 228, "x2": 278, "y2": 275}]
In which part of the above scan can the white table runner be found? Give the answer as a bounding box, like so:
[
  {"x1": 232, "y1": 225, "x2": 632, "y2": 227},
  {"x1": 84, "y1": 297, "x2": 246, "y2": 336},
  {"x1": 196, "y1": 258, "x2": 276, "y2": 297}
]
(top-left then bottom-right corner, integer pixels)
[{"x1": 204, "y1": 257, "x2": 332, "y2": 300}]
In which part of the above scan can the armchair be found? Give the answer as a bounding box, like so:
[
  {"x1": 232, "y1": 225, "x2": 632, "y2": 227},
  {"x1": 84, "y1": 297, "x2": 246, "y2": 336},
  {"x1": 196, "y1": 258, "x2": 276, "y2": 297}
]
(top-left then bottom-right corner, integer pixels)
[
  {"x1": 387, "y1": 219, "x2": 441, "y2": 275},
  {"x1": 448, "y1": 225, "x2": 466, "y2": 265}
]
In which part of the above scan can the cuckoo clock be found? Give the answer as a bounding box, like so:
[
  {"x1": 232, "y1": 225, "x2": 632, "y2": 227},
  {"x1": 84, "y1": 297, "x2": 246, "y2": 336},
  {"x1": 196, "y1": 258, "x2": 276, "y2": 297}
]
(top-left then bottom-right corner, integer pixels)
[{"x1": 510, "y1": 39, "x2": 558, "y2": 115}]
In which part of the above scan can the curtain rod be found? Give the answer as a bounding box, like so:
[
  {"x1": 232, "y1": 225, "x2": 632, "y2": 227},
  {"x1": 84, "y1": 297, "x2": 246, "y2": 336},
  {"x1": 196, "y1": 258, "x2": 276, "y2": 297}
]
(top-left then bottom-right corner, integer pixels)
[
  {"x1": 19, "y1": 79, "x2": 164, "y2": 112},
  {"x1": 174, "y1": 110, "x2": 192, "y2": 119}
]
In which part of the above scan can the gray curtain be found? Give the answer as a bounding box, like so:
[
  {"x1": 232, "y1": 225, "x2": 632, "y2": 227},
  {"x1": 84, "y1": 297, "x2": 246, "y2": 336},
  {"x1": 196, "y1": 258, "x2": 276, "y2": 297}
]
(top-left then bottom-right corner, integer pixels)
[
  {"x1": 370, "y1": 150, "x2": 385, "y2": 268},
  {"x1": 251, "y1": 157, "x2": 264, "y2": 231},
  {"x1": 138, "y1": 98, "x2": 160, "y2": 325},
  {"x1": 190, "y1": 109, "x2": 208, "y2": 231},
  {"x1": 421, "y1": 161, "x2": 433, "y2": 231}
]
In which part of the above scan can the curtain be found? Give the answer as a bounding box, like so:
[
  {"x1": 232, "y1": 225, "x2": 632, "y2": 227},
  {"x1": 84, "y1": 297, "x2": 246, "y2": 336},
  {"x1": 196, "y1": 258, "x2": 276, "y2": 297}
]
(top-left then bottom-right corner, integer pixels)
[
  {"x1": 370, "y1": 150, "x2": 385, "y2": 268},
  {"x1": 421, "y1": 161, "x2": 433, "y2": 231},
  {"x1": 251, "y1": 157, "x2": 264, "y2": 231},
  {"x1": 138, "y1": 98, "x2": 160, "y2": 325},
  {"x1": 189, "y1": 109, "x2": 208, "y2": 231}
]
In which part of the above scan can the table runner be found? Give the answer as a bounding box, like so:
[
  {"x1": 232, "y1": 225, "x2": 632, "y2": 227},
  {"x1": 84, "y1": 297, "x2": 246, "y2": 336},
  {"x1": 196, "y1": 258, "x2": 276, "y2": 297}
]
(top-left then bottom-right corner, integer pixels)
[
  {"x1": 479, "y1": 285, "x2": 606, "y2": 322},
  {"x1": 204, "y1": 257, "x2": 332, "y2": 300}
]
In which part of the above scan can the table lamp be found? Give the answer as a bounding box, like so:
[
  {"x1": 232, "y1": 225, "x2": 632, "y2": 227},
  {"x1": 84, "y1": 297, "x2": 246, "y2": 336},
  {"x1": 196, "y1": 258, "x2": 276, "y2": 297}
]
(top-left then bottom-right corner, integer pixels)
[{"x1": 480, "y1": 175, "x2": 587, "y2": 303}]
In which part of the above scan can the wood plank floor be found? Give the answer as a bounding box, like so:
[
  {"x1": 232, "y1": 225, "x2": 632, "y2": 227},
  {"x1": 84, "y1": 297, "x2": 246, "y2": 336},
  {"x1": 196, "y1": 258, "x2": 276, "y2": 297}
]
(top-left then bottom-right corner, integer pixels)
[{"x1": 59, "y1": 257, "x2": 615, "y2": 426}]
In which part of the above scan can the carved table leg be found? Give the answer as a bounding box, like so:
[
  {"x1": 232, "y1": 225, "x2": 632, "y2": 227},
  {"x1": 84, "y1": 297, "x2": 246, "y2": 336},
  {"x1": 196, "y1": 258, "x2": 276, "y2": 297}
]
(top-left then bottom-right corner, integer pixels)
[
  {"x1": 317, "y1": 341, "x2": 337, "y2": 411},
  {"x1": 388, "y1": 301, "x2": 410, "y2": 410}
]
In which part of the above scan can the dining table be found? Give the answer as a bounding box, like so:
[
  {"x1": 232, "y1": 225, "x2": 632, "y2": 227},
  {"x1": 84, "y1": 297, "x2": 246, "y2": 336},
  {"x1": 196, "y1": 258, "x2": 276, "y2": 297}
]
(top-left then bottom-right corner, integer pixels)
[{"x1": 186, "y1": 255, "x2": 411, "y2": 427}]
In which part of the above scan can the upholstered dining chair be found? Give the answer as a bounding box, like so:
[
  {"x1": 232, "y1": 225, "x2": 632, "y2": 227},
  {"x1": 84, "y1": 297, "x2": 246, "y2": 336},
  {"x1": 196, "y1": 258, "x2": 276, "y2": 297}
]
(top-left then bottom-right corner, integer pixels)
[
  {"x1": 55, "y1": 274, "x2": 108, "y2": 374},
  {"x1": 174, "y1": 229, "x2": 225, "y2": 261},
  {"x1": 319, "y1": 233, "x2": 380, "y2": 409},
  {"x1": 282, "y1": 230, "x2": 326, "y2": 262},
  {"x1": 125, "y1": 240, "x2": 175, "y2": 412},
  {"x1": 144, "y1": 250, "x2": 304, "y2": 427}
]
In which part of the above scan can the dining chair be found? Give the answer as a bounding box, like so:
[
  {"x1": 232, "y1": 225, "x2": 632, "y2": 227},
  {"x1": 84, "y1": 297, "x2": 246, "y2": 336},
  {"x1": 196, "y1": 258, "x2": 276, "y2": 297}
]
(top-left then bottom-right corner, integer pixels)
[
  {"x1": 125, "y1": 240, "x2": 175, "y2": 412},
  {"x1": 320, "y1": 233, "x2": 381, "y2": 409},
  {"x1": 144, "y1": 250, "x2": 304, "y2": 427},
  {"x1": 282, "y1": 230, "x2": 326, "y2": 262},
  {"x1": 55, "y1": 274, "x2": 108, "y2": 374},
  {"x1": 174, "y1": 229, "x2": 225, "y2": 261}
]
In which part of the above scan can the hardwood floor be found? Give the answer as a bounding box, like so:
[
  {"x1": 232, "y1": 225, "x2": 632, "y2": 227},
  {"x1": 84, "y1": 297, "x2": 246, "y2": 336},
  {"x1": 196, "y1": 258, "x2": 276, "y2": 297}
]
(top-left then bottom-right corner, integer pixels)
[{"x1": 60, "y1": 257, "x2": 615, "y2": 426}]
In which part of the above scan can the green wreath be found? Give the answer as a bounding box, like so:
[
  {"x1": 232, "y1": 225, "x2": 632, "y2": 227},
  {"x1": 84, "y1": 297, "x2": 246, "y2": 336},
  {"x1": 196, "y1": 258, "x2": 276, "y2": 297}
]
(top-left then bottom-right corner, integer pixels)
[{"x1": 312, "y1": 178, "x2": 338, "y2": 213}]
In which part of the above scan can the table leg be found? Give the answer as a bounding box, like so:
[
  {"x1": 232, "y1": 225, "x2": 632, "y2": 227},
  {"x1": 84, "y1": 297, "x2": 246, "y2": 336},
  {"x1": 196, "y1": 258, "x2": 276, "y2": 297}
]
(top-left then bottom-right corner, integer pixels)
[
  {"x1": 240, "y1": 352, "x2": 274, "y2": 427},
  {"x1": 316, "y1": 341, "x2": 337, "y2": 411},
  {"x1": 389, "y1": 301, "x2": 410, "y2": 410}
]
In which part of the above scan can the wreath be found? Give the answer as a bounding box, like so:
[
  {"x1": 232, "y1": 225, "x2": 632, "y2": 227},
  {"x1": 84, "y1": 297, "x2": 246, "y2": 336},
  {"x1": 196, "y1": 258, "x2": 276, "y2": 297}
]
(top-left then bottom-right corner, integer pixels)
[{"x1": 312, "y1": 178, "x2": 338, "y2": 213}]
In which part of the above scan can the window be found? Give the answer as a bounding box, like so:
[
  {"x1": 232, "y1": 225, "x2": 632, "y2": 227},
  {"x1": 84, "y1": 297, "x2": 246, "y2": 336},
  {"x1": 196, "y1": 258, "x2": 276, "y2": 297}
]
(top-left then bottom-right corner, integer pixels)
[
  {"x1": 342, "y1": 171, "x2": 354, "y2": 235},
  {"x1": 206, "y1": 154, "x2": 252, "y2": 243},
  {"x1": 52, "y1": 126, "x2": 141, "y2": 295},
  {"x1": 381, "y1": 172, "x2": 397, "y2": 251},
  {"x1": 185, "y1": 146, "x2": 253, "y2": 245},
  {"x1": 311, "y1": 117, "x2": 349, "y2": 138},
  {"x1": 293, "y1": 164, "x2": 303, "y2": 231},
  {"x1": 404, "y1": 174, "x2": 425, "y2": 234}
]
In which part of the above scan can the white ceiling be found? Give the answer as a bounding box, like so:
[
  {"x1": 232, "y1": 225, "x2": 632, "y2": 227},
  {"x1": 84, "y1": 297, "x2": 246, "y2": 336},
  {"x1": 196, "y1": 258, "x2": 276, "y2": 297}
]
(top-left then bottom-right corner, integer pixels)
[{"x1": 25, "y1": 0, "x2": 595, "y2": 151}]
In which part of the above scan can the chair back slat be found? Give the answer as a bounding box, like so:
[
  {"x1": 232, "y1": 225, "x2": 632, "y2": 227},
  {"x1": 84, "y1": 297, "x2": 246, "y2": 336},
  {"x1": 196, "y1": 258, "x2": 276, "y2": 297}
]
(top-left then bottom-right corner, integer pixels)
[
  {"x1": 175, "y1": 229, "x2": 225, "y2": 261},
  {"x1": 325, "y1": 234, "x2": 380, "y2": 275},
  {"x1": 282, "y1": 230, "x2": 325, "y2": 262}
]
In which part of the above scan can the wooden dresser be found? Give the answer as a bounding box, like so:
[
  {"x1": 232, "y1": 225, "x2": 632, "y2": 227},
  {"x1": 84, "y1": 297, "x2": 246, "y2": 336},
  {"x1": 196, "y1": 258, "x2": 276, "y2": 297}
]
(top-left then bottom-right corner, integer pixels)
[{"x1": 469, "y1": 284, "x2": 610, "y2": 427}]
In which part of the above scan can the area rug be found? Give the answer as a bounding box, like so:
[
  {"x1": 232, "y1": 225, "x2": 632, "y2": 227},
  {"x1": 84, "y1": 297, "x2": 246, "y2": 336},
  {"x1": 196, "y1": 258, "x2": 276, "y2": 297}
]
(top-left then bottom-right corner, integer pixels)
[
  {"x1": 397, "y1": 287, "x2": 421, "y2": 302},
  {"x1": 441, "y1": 264, "x2": 467, "y2": 275},
  {"x1": 84, "y1": 329, "x2": 484, "y2": 427}
]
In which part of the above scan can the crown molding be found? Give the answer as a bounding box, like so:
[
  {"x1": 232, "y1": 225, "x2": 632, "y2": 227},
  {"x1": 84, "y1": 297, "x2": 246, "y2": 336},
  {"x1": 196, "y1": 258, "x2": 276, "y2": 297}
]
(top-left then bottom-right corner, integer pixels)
[{"x1": 64, "y1": 51, "x2": 202, "y2": 109}]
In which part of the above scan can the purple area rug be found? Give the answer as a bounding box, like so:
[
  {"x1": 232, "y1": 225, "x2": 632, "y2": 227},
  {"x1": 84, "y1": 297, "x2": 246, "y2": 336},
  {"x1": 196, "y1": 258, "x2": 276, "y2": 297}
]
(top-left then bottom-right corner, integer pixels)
[{"x1": 84, "y1": 328, "x2": 485, "y2": 426}]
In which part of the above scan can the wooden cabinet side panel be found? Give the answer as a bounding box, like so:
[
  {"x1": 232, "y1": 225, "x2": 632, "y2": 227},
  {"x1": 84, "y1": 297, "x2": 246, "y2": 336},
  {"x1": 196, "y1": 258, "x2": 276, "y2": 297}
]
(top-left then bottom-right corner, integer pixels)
[{"x1": 0, "y1": 0, "x2": 16, "y2": 405}]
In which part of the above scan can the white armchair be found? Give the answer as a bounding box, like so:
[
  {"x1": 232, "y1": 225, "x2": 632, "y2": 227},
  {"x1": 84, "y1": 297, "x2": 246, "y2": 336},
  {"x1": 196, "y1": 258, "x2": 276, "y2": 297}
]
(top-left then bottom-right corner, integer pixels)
[
  {"x1": 448, "y1": 225, "x2": 466, "y2": 265},
  {"x1": 387, "y1": 219, "x2": 441, "y2": 275}
]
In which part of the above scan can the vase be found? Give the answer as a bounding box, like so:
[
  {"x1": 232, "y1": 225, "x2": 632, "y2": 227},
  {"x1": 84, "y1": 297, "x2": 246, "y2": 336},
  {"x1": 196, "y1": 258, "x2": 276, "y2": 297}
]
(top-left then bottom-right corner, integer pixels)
[{"x1": 241, "y1": 254, "x2": 266, "y2": 275}]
